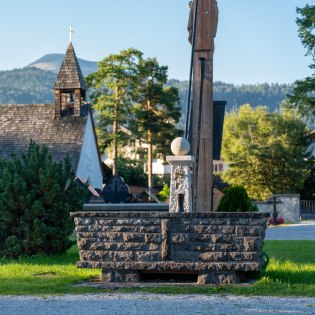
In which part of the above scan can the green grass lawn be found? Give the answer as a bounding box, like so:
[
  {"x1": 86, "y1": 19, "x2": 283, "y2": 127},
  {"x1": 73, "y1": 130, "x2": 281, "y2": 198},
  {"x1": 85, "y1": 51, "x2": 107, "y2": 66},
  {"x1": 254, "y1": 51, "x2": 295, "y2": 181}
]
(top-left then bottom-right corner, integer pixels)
[
  {"x1": 0, "y1": 240, "x2": 314, "y2": 296},
  {"x1": 0, "y1": 246, "x2": 101, "y2": 295}
]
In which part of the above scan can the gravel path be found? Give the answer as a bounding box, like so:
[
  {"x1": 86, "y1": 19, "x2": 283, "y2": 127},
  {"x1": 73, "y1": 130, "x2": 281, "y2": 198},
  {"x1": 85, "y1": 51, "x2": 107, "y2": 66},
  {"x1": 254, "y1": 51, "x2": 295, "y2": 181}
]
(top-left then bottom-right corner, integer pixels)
[{"x1": 1, "y1": 293, "x2": 315, "y2": 315}]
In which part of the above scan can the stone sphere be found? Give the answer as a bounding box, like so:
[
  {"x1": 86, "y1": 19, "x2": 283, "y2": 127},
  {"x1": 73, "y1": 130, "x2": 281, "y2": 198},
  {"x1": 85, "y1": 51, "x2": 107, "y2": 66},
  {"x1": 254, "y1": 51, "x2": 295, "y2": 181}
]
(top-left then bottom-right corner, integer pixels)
[{"x1": 171, "y1": 137, "x2": 190, "y2": 156}]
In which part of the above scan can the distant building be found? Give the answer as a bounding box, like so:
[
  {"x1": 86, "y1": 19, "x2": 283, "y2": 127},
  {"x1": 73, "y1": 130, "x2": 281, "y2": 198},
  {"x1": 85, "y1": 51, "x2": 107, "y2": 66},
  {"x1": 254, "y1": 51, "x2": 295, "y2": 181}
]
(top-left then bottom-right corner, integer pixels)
[
  {"x1": 0, "y1": 43, "x2": 103, "y2": 189},
  {"x1": 213, "y1": 160, "x2": 227, "y2": 173}
]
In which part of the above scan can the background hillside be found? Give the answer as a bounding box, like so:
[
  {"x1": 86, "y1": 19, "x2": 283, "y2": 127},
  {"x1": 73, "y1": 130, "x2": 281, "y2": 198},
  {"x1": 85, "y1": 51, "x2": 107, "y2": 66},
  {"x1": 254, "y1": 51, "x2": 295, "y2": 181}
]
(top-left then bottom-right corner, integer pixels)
[
  {"x1": 27, "y1": 54, "x2": 98, "y2": 75},
  {"x1": 0, "y1": 54, "x2": 293, "y2": 116},
  {"x1": 0, "y1": 68, "x2": 56, "y2": 104},
  {"x1": 168, "y1": 79, "x2": 292, "y2": 114}
]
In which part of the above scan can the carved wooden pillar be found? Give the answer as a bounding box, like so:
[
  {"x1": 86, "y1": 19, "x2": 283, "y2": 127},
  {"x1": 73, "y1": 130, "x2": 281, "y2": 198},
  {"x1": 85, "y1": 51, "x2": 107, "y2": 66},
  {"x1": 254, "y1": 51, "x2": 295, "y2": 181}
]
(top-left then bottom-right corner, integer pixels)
[{"x1": 191, "y1": 0, "x2": 218, "y2": 213}]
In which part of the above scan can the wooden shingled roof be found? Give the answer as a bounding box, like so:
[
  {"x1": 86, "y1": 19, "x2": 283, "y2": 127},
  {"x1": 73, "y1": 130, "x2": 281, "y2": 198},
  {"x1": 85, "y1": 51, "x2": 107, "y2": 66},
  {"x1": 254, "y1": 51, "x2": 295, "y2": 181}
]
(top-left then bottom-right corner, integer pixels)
[
  {"x1": 0, "y1": 104, "x2": 89, "y2": 170},
  {"x1": 53, "y1": 42, "x2": 86, "y2": 90}
]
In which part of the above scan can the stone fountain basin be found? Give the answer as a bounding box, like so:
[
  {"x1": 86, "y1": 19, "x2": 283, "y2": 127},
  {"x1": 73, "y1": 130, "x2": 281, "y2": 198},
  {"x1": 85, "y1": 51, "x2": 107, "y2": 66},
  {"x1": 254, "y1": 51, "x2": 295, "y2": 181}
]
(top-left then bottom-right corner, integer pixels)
[{"x1": 71, "y1": 211, "x2": 268, "y2": 284}]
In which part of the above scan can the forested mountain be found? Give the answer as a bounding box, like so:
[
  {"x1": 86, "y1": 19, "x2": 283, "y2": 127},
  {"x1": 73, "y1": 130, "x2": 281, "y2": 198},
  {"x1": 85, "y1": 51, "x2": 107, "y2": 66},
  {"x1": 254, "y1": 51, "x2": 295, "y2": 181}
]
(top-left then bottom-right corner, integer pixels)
[
  {"x1": 0, "y1": 53, "x2": 97, "y2": 104},
  {"x1": 168, "y1": 79, "x2": 293, "y2": 114},
  {"x1": 0, "y1": 60, "x2": 293, "y2": 117},
  {"x1": 0, "y1": 68, "x2": 55, "y2": 104}
]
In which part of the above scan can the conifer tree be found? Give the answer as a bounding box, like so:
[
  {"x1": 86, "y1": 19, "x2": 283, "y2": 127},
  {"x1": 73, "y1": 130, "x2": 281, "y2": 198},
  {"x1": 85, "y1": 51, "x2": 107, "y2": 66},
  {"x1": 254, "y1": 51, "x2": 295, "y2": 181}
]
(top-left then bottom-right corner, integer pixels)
[
  {"x1": 86, "y1": 48, "x2": 143, "y2": 176},
  {"x1": 289, "y1": 4, "x2": 315, "y2": 119},
  {"x1": 132, "y1": 58, "x2": 181, "y2": 193},
  {"x1": 0, "y1": 141, "x2": 83, "y2": 258}
]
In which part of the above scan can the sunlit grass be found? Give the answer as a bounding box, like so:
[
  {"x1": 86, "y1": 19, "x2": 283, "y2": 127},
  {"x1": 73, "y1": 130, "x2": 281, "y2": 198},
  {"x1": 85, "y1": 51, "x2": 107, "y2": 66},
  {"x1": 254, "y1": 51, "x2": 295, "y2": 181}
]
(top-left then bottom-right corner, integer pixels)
[
  {"x1": 0, "y1": 245, "x2": 101, "y2": 295},
  {"x1": 252, "y1": 240, "x2": 315, "y2": 296},
  {"x1": 120, "y1": 241, "x2": 315, "y2": 297},
  {"x1": 0, "y1": 240, "x2": 314, "y2": 296}
]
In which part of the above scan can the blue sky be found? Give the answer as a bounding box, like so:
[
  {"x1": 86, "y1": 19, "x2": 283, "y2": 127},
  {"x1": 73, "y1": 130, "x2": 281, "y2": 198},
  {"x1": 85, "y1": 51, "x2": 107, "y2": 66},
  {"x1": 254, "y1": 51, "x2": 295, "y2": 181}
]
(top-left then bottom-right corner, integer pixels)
[{"x1": 0, "y1": 0, "x2": 312, "y2": 84}]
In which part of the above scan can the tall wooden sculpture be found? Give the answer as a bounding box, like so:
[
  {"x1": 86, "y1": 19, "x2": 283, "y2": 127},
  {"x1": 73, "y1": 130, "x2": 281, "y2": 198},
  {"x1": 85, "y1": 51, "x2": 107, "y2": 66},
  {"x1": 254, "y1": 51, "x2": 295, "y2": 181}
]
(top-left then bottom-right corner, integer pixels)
[{"x1": 187, "y1": 0, "x2": 218, "y2": 213}]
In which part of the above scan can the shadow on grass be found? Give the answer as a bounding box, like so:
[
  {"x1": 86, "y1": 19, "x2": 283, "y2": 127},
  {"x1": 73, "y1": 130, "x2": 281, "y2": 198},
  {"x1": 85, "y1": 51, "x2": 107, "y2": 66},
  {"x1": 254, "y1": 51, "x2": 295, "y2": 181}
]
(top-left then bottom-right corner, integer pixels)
[
  {"x1": 266, "y1": 269, "x2": 315, "y2": 285},
  {"x1": 0, "y1": 246, "x2": 79, "y2": 267},
  {"x1": 263, "y1": 240, "x2": 315, "y2": 264},
  {"x1": 262, "y1": 240, "x2": 315, "y2": 289}
]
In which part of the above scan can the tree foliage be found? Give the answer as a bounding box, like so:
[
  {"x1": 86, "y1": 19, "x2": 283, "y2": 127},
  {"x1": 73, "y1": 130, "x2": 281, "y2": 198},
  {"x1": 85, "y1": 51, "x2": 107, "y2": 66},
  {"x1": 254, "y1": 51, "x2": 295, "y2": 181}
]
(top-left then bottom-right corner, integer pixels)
[
  {"x1": 117, "y1": 157, "x2": 148, "y2": 187},
  {"x1": 132, "y1": 58, "x2": 181, "y2": 191},
  {"x1": 221, "y1": 104, "x2": 311, "y2": 200},
  {"x1": 288, "y1": 4, "x2": 315, "y2": 119},
  {"x1": 157, "y1": 184, "x2": 170, "y2": 202},
  {"x1": 134, "y1": 58, "x2": 181, "y2": 154},
  {"x1": 299, "y1": 159, "x2": 315, "y2": 200},
  {"x1": 86, "y1": 48, "x2": 143, "y2": 175},
  {"x1": 87, "y1": 49, "x2": 180, "y2": 188},
  {"x1": 0, "y1": 142, "x2": 83, "y2": 258}
]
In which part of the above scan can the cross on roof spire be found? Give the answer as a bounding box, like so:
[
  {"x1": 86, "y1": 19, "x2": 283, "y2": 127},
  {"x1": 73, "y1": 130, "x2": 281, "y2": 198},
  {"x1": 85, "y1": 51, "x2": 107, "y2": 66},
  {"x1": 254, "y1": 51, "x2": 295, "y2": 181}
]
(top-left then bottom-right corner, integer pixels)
[{"x1": 69, "y1": 25, "x2": 74, "y2": 43}]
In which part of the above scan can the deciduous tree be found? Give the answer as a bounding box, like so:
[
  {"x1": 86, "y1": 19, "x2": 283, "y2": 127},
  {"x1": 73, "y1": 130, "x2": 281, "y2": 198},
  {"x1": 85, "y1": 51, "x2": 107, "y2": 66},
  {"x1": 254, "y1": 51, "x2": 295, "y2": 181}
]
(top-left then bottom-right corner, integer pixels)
[{"x1": 221, "y1": 104, "x2": 311, "y2": 200}]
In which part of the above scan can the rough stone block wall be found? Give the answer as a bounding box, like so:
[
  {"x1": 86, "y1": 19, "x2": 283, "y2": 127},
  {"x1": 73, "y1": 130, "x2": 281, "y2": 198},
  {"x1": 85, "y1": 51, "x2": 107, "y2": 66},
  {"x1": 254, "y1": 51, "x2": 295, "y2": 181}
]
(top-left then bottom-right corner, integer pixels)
[
  {"x1": 255, "y1": 194, "x2": 300, "y2": 223},
  {"x1": 71, "y1": 212, "x2": 268, "y2": 284}
]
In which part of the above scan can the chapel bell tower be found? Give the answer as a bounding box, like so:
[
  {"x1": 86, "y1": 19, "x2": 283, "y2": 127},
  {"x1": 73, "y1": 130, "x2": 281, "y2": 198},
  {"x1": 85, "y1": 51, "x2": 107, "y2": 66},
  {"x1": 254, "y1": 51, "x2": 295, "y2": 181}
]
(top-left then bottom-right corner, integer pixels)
[{"x1": 53, "y1": 40, "x2": 87, "y2": 118}]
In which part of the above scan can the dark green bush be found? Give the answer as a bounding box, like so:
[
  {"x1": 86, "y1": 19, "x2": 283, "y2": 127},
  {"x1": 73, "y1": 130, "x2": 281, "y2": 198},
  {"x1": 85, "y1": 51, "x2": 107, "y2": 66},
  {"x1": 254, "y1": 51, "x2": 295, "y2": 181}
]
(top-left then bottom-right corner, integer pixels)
[
  {"x1": 217, "y1": 185, "x2": 258, "y2": 212},
  {"x1": 0, "y1": 141, "x2": 84, "y2": 258}
]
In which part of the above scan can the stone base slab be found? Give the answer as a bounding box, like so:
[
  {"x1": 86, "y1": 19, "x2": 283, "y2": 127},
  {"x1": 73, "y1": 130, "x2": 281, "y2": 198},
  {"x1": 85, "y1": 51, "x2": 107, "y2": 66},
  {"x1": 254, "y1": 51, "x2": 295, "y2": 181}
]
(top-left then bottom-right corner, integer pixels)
[
  {"x1": 78, "y1": 261, "x2": 261, "y2": 272},
  {"x1": 81, "y1": 261, "x2": 260, "y2": 285}
]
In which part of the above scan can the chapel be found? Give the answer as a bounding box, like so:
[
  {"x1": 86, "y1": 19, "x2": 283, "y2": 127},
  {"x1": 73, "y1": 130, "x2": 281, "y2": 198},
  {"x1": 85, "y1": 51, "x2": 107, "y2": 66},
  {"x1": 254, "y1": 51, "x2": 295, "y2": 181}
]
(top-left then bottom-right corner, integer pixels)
[{"x1": 0, "y1": 42, "x2": 103, "y2": 189}]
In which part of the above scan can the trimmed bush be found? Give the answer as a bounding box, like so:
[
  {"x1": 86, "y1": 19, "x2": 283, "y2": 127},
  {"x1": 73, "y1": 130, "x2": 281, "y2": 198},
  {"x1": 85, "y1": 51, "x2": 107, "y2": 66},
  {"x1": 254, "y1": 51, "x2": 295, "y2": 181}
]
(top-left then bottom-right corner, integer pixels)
[
  {"x1": 0, "y1": 141, "x2": 84, "y2": 258},
  {"x1": 217, "y1": 185, "x2": 258, "y2": 212}
]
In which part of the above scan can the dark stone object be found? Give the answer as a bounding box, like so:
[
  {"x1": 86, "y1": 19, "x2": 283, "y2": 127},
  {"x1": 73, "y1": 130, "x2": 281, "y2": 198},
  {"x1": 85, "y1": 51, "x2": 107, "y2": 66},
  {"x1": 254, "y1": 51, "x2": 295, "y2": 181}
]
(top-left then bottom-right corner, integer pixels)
[{"x1": 103, "y1": 176, "x2": 130, "y2": 203}]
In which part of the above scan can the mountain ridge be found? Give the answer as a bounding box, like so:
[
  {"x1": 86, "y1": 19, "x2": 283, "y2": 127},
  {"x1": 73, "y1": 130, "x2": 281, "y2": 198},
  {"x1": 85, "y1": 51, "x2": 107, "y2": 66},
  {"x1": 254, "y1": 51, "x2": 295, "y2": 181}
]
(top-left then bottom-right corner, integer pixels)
[
  {"x1": 0, "y1": 54, "x2": 293, "y2": 119},
  {"x1": 27, "y1": 53, "x2": 98, "y2": 76}
]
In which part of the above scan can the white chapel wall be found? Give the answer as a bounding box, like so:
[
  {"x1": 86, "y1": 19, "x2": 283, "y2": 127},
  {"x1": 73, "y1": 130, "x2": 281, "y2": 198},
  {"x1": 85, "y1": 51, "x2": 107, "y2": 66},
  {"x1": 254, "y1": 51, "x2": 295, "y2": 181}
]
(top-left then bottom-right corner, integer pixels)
[{"x1": 77, "y1": 113, "x2": 103, "y2": 189}]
